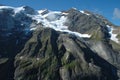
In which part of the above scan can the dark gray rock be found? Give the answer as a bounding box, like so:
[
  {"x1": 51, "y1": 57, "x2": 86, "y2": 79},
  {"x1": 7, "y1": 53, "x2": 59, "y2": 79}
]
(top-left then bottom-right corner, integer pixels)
[{"x1": 0, "y1": 6, "x2": 120, "y2": 80}]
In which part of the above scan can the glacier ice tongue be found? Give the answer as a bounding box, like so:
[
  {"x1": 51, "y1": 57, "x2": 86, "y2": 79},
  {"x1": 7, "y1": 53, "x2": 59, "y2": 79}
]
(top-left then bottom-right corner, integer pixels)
[
  {"x1": 0, "y1": 6, "x2": 91, "y2": 38},
  {"x1": 28, "y1": 10, "x2": 91, "y2": 38}
]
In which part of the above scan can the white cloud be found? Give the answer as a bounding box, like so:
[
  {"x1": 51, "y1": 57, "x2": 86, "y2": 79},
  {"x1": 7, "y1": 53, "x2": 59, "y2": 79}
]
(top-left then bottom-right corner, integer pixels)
[{"x1": 113, "y1": 8, "x2": 120, "y2": 19}]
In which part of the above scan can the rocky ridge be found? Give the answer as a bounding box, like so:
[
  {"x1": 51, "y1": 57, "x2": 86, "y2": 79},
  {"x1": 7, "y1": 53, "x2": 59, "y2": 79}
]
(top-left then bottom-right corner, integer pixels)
[{"x1": 0, "y1": 5, "x2": 120, "y2": 80}]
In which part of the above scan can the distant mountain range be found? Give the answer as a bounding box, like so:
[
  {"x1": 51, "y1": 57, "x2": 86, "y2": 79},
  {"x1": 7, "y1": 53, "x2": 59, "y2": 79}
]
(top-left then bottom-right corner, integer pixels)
[{"x1": 0, "y1": 5, "x2": 120, "y2": 80}]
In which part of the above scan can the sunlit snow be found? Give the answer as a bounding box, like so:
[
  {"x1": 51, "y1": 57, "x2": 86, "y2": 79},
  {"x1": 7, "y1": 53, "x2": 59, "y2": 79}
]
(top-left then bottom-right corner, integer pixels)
[
  {"x1": 38, "y1": 9, "x2": 48, "y2": 14},
  {"x1": 0, "y1": 6, "x2": 91, "y2": 38},
  {"x1": 0, "y1": 6, "x2": 13, "y2": 9},
  {"x1": 14, "y1": 7, "x2": 25, "y2": 14},
  {"x1": 30, "y1": 27, "x2": 37, "y2": 31},
  {"x1": 29, "y1": 10, "x2": 91, "y2": 38},
  {"x1": 80, "y1": 11, "x2": 90, "y2": 16},
  {"x1": 0, "y1": 6, "x2": 25, "y2": 14},
  {"x1": 106, "y1": 25, "x2": 119, "y2": 43}
]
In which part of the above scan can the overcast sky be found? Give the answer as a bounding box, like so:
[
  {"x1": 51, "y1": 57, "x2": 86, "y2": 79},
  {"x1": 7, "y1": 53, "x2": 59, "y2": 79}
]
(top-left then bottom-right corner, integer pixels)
[{"x1": 0, "y1": 0, "x2": 120, "y2": 26}]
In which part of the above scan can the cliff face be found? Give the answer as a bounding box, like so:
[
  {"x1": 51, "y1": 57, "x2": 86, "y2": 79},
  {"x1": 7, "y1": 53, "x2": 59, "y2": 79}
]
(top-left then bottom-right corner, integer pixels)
[
  {"x1": 0, "y1": 6, "x2": 120, "y2": 80},
  {"x1": 14, "y1": 28, "x2": 118, "y2": 80}
]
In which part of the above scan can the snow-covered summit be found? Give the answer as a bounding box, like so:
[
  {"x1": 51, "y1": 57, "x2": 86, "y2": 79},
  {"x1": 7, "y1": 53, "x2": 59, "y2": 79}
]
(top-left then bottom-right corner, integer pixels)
[
  {"x1": 38, "y1": 9, "x2": 49, "y2": 15},
  {"x1": 1, "y1": 5, "x2": 120, "y2": 43},
  {"x1": 0, "y1": 5, "x2": 36, "y2": 15},
  {"x1": 29, "y1": 9, "x2": 91, "y2": 38},
  {"x1": 0, "y1": 5, "x2": 91, "y2": 38}
]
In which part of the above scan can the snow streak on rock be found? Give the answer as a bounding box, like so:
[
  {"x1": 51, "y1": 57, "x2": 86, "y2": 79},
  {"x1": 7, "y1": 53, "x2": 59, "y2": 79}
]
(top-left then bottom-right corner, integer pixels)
[
  {"x1": 107, "y1": 25, "x2": 119, "y2": 43},
  {"x1": 80, "y1": 11, "x2": 90, "y2": 16}
]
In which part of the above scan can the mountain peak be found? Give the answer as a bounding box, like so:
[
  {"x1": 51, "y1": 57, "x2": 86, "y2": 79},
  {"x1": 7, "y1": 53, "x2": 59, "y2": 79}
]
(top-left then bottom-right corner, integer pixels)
[{"x1": 1, "y1": 5, "x2": 120, "y2": 80}]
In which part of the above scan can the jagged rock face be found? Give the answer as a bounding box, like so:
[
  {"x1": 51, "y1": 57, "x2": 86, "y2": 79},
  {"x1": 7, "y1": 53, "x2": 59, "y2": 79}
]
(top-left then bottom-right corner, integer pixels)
[
  {"x1": 65, "y1": 9, "x2": 111, "y2": 41},
  {"x1": 66, "y1": 9, "x2": 104, "y2": 33},
  {"x1": 0, "y1": 8, "x2": 14, "y2": 30},
  {"x1": 14, "y1": 28, "x2": 118, "y2": 80},
  {"x1": 0, "y1": 6, "x2": 120, "y2": 80},
  {"x1": 0, "y1": 6, "x2": 37, "y2": 32}
]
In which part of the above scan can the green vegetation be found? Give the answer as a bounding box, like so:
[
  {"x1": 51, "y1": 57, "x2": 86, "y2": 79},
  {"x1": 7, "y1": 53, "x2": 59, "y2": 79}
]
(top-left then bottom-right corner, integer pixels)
[
  {"x1": 90, "y1": 30, "x2": 103, "y2": 41},
  {"x1": 109, "y1": 40, "x2": 120, "y2": 51},
  {"x1": 64, "y1": 60, "x2": 76, "y2": 69}
]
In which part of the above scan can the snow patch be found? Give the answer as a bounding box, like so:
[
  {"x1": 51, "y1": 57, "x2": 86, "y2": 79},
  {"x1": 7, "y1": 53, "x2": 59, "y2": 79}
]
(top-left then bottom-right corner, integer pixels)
[
  {"x1": 0, "y1": 6, "x2": 13, "y2": 9},
  {"x1": 27, "y1": 11, "x2": 68, "y2": 30},
  {"x1": 80, "y1": 11, "x2": 90, "y2": 16},
  {"x1": 0, "y1": 6, "x2": 25, "y2": 14},
  {"x1": 30, "y1": 27, "x2": 37, "y2": 31},
  {"x1": 106, "y1": 25, "x2": 119, "y2": 43},
  {"x1": 20, "y1": 56, "x2": 23, "y2": 59},
  {"x1": 38, "y1": 9, "x2": 49, "y2": 15},
  {"x1": 28, "y1": 10, "x2": 91, "y2": 38},
  {"x1": 14, "y1": 7, "x2": 25, "y2": 14},
  {"x1": 38, "y1": 10, "x2": 46, "y2": 14},
  {"x1": 44, "y1": 12, "x2": 61, "y2": 21},
  {"x1": 56, "y1": 29, "x2": 91, "y2": 38},
  {"x1": 62, "y1": 12, "x2": 68, "y2": 15}
]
